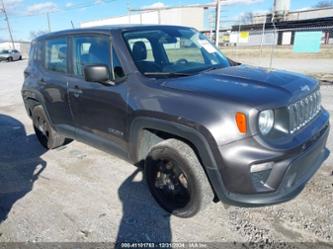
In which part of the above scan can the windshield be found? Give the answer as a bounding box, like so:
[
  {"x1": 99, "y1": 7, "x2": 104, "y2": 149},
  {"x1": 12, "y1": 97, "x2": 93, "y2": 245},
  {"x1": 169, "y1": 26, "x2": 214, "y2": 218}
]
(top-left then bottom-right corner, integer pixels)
[{"x1": 123, "y1": 27, "x2": 230, "y2": 77}]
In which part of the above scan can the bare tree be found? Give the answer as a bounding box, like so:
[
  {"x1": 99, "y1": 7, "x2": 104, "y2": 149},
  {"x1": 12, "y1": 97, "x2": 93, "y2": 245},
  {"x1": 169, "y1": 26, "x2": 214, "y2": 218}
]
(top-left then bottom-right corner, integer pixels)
[
  {"x1": 30, "y1": 30, "x2": 48, "y2": 40},
  {"x1": 240, "y1": 12, "x2": 254, "y2": 24},
  {"x1": 314, "y1": 0, "x2": 333, "y2": 8}
]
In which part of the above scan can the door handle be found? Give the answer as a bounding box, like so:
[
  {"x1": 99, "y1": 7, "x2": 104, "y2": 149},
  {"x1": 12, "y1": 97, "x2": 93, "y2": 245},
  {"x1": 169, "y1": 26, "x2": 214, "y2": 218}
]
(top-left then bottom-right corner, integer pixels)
[
  {"x1": 39, "y1": 78, "x2": 47, "y2": 85},
  {"x1": 69, "y1": 85, "x2": 83, "y2": 98}
]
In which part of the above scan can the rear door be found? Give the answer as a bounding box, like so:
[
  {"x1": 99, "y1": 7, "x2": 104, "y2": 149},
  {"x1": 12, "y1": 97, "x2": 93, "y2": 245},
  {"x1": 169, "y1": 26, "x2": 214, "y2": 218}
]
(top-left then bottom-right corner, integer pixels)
[
  {"x1": 40, "y1": 37, "x2": 74, "y2": 134},
  {"x1": 67, "y1": 33, "x2": 129, "y2": 157}
]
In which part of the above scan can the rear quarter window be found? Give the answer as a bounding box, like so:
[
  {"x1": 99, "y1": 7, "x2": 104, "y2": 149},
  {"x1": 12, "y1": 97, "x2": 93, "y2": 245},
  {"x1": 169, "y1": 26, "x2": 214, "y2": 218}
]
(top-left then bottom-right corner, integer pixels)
[
  {"x1": 29, "y1": 41, "x2": 43, "y2": 65},
  {"x1": 28, "y1": 43, "x2": 35, "y2": 64}
]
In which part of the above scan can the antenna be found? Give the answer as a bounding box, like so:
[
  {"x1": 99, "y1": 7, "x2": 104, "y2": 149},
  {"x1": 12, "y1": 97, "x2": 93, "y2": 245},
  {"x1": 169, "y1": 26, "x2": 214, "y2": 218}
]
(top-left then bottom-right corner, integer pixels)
[
  {"x1": 47, "y1": 12, "x2": 51, "y2": 32},
  {"x1": 71, "y1": 21, "x2": 75, "y2": 29}
]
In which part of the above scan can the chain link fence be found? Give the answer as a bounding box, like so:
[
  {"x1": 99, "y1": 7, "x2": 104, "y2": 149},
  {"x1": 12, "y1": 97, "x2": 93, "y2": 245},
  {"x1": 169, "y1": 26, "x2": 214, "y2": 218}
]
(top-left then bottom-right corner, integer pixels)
[{"x1": 211, "y1": 23, "x2": 333, "y2": 78}]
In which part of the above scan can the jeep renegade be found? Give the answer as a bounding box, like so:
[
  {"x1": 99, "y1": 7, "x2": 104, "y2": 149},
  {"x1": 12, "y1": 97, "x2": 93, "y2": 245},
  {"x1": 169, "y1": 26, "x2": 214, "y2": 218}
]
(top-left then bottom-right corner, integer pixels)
[{"x1": 22, "y1": 25, "x2": 330, "y2": 217}]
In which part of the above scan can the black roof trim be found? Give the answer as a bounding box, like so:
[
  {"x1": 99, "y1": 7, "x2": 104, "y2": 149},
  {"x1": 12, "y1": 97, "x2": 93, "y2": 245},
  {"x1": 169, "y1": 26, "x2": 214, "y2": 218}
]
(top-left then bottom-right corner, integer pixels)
[{"x1": 34, "y1": 24, "x2": 194, "y2": 41}]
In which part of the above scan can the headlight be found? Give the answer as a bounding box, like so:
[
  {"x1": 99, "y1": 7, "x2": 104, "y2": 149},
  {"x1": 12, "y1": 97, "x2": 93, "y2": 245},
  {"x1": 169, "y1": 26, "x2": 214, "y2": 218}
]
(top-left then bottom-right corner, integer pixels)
[{"x1": 258, "y1": 110, "x2": 274, "y2": 135}]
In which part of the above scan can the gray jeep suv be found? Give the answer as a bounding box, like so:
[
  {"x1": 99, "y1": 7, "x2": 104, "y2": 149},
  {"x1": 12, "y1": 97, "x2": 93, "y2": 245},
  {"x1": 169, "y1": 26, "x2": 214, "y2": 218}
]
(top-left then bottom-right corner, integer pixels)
[{"x1": 22, "y1": 25, "x2": 330, "y2": 217}]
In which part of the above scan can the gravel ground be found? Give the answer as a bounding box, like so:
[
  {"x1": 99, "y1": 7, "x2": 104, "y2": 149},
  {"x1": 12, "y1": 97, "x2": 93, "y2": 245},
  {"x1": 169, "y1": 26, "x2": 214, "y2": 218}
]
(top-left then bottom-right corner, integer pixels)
[
  {"x1": 234, "y1": 57, "x2": 333, "y2": 74},
  {"x1": 0, "y1": 60, "x2": 332, "y2": 247}
]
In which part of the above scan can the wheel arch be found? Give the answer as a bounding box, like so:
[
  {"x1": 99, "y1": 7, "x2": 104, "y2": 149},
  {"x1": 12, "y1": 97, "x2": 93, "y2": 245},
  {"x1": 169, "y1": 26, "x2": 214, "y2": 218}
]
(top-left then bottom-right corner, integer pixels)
[
  {"x1": 129, "y1": 116, "x2": 228, "y2": 202},
  {"x1": 22, "y1": 89, "x2": 54, "y2": 128},
  {"x1": 24, "y1": 97, "x2": 40, "y2": 117}
]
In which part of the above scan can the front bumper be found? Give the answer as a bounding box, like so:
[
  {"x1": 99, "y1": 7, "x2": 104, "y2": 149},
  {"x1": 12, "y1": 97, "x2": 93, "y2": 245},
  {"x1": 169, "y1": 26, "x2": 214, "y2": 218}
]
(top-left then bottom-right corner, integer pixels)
[
  {"x1": 0, "y1": 56, "x2": 9, "y2": 61},
  {"x1": 214, "y1": 110, "x2": 330, "y2": 206}
]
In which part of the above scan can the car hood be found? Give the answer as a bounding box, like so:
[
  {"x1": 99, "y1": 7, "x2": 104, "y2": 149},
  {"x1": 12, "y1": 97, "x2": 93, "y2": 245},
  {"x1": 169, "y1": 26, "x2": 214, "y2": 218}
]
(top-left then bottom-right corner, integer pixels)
[
  {"x1": 161, "y1": 65, "x2": 319, "y2": 109},
  {"x1": 0, "y1": 53, "x2": 9, "y2": 57}
]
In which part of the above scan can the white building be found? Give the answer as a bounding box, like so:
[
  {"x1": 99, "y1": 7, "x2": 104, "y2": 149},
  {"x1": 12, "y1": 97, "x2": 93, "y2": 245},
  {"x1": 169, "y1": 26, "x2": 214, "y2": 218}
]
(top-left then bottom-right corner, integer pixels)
[
  {"x1": 0, "y1": 41, "x2": 30, "y2": 57},
  {"x1": 81, "y1": 5, "x2": 205, "y2": 31}
]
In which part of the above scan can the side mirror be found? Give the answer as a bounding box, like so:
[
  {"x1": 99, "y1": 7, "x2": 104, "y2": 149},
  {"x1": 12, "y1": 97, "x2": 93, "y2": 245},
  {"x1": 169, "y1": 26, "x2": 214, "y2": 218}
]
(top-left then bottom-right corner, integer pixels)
[
  {"x1": 227, "y1": 57, "x2": 241, "y2": 66},
  {"x1": 84, "y1": 64, "x2": 112, "y2": 84}
]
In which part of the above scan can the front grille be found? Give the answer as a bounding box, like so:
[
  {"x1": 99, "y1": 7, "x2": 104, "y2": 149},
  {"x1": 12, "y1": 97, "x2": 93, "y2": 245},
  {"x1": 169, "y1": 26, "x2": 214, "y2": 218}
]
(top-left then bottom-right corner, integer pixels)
[{"x1": 288, "y1": 90, "x2": 321, "y2": 134}]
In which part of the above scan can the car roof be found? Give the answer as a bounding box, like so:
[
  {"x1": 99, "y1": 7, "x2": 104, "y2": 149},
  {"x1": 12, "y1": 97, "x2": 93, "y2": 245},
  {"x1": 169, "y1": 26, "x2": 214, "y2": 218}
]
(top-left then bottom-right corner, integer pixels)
[{"x1": 35, "y1": 24, "x2": 193, "y2": 41}]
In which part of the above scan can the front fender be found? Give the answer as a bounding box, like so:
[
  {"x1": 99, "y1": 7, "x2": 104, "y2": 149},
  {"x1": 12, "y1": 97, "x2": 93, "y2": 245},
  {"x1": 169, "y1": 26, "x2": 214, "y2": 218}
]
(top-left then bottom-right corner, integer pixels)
[{"x1": 128, "y1": 115, "x2": 235, "y2": 203}]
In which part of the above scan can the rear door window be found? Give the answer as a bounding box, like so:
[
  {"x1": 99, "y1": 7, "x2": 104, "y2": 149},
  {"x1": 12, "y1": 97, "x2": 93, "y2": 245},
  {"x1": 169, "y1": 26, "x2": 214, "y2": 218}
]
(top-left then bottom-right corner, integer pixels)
[{"x1": 45, "y1": 38, "x2": 68, "y2": 73}]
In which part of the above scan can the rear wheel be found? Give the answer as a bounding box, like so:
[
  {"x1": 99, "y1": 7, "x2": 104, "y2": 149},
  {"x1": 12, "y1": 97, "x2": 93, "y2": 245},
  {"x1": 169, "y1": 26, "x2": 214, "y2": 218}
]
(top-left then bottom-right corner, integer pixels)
[
  {"x1": 19, "y1": 56, "x2": 22, "y2": 60},
  {"x1": 32, "y1": 105, "x2": 72, "y2": 149},
  {"x1": 145, "y1": 139, "x2": 214, "y2": 218}
]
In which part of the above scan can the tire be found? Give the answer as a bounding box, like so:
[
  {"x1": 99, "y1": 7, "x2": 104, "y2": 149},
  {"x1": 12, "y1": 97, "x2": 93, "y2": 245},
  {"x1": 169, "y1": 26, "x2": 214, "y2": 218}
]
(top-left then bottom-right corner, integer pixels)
[
  {"x1": 19, "y1": 56, "x2": 22, "y2": 60},
  {"x1": 7, "y1": 57, "x2": 13, "y2": 62},
  {"x1": 144, "y1": 139, "x2": 214, "y2": 218},
  {"x1": 32, "y1": 105, "x2": 72, "y2": 149}
]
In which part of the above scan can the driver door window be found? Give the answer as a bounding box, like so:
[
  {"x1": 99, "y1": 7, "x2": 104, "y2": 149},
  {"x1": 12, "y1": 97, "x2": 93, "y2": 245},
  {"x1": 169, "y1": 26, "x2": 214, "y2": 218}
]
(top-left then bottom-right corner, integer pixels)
[
  {"x1": 72, "y1": 35, "x2": 125, "y2": 81},
  {"x1": 72, "y1": 35, "x2": 111, "y2": 77}
]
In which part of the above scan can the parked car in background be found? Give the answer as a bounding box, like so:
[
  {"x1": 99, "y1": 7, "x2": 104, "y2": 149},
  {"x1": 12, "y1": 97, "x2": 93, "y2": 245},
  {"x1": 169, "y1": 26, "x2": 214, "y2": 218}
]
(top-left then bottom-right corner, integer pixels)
[
  {"x1": 0, "y1": 49, "x2": 22, "y2": 62},
  {"x1": 22, "y1": 25, "x2": 330, "y2": 218}
]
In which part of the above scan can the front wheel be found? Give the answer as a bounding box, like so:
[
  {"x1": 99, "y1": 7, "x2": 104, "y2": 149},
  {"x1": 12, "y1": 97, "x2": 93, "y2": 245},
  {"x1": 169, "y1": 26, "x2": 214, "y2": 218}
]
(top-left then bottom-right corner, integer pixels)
[
  {"x1": 32, "y1": 105, "x2": 72, "y2": 149},
  {"x1": 145, "y1": 139, "x2": 214, "y2": 218}
]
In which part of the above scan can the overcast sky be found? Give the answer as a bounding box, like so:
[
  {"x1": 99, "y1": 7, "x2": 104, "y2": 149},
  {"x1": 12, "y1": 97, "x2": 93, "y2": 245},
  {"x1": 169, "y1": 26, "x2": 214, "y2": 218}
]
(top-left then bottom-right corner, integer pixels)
[{"x1": 0, "y1": 0, "x2": 326, "y2": 41}]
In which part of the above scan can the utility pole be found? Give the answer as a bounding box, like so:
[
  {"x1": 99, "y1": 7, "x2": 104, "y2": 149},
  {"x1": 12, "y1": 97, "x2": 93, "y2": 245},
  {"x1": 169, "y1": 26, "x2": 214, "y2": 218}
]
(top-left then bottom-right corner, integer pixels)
[
  {"x1": 259, "y1": 16, "x2": 266, "y2": 66},
  {"x1": 47, "y1": 12, "x2": 51, "y2": 32},
  {"x1": 215, "y1": 0, "x2": 221, "y2": 47},
  {"x1": 158, "y1": 9, "x2": 161, "y2": 24},
  {"x1": 0, "y1": 0, "x2": 15, "y2": 49},
  {"x1": 126, "y1": 0, "x2": 131, "y2": 24}
]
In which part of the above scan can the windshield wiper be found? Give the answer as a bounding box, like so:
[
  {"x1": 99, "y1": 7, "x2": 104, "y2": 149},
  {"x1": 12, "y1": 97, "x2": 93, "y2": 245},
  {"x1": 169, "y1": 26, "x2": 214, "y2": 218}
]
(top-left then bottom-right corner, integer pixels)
[
  {"x1": 143, "y1": 72, "x2": 193, "y2": 78},
  {"x1": 199, "y1": 65, "x2": 225, "y2": 73}
]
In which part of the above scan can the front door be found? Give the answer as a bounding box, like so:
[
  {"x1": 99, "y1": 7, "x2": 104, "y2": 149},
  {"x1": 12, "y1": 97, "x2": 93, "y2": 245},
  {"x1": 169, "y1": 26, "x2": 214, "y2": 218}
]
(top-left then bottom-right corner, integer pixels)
[{"x1": 68, "y1": 34, "x2": 129, "y2": 157}]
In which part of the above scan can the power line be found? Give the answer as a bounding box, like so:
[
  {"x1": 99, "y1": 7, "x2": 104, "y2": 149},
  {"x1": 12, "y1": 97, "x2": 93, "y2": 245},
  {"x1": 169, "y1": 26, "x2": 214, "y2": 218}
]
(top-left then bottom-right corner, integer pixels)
[{"x1": 7, "y1": 0, "x2": 119, "y2": 19}]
